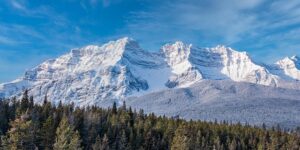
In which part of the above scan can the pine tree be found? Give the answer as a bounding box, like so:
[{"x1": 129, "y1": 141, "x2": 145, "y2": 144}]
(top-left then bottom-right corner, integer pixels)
[
  {"x1": 171, "y1": 124, "x2": 192, "y2": 150},
  {"x1": 92, "y1": 135, "x2": 101, "y2": 150},
  {"x1": 19, "y1": 90, "x2": 30, "y2": 114},
  {"x1": 119, "y1": 130, "x2": 129, "y2": 150},
  {"x1": 0, "y1": 101, "x2": 9, "y2": 136},
  {"x1": 91, "y1": 134, "x2": 110, "y2": 150},
  {"x1": 101, "y1": 134, "x2": 110, "y2": 150},
  {"x1": 112, "y1": 102, "x2": 117, "y2": 114},
  {"x1": 229, "y1": 139, "x2": 237, "y2": 150},
  {"x1": 41, "y1": 96, "x2": 52, "y2": 121},
  {"x1": 40, "y1": 116, "x2": 55, "y2": 150},
  {"x1": 121, "y1": 101, "x2": 126, "y2": 111},
  {"x1": 3, "y1": 115, "x2": 37, "y2": 149},
  {"x1": 0, "y1": 135, "x2": 9, "y2": 149},
  {"x1": 53, "y1": 115, "x2": 82, "y2": 150},
  {"x1": 194, "y1": 130, "x2": 202, "y2": 149},
  {"x1": 29, "y1": 96, "x2": 34, "y2": 110},
  {"x1": 69, "y1": 131, "x2": 82, "y2": 149},
  {"x1": 213, "y1": 136, "x2": 222, "y2": 150}
]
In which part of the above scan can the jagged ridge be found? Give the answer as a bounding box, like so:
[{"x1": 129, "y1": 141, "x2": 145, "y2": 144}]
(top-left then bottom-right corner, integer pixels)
[{"x1": 0, "y1": 37, "x2": 300, "y2": 106}]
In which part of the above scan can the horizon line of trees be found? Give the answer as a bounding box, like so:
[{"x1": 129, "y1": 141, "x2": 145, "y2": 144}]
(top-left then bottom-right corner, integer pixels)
[{"x1": 0, "y1": 90, "x2": 300, "y2": 149}]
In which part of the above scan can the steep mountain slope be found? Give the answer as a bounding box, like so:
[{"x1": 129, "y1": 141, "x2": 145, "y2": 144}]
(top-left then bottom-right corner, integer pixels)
[
  {"x1": 275, "y1": 56, "x2": 300, "y2": 80},
  {"x1": 189, "y1": 45, "x2": 279, "y2": 86},
  {"x1": 162, "y1": 42, "x2": 203, "y2": 88},
  {"x1": 0, "y1": 37, "x2": 300, "y2": 107},
  {"x1": 126, "y1": 80, "x2": 300, "y2": 128},
  {"x1": 162, "y1": 42, "x2": 279, "y2": 87},
  {"x1": 0, "y1": 38, "x2": 173, "y2": 105}
]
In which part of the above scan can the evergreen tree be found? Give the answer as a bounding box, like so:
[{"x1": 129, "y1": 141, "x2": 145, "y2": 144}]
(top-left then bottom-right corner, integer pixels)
[
  {"x1": 229, "y1": 139, "x2": 237, "y2": 150},
  {"x1": 19, "y1": 90, "x2": 30, "y2": 114},
  {"x1": 0, "y1": 101, "x2": 9, "y2": 136},
  {"x1": 40, "y1": 116, "x2": 55, "y2": 150},
  {"x1": 91, "y1": 134, "x2": 110, "y2": 150},
  {"x1": 0, "y1": 97, "x2": 299, "y2": 149},
  {"x1": 2, "y1": 114, "x2": 37, "y2": 149},
  {"x1": 171, "y1": 124, "x2": 193, "y2": 150},
  {"x1": 28, "y1": 96, "x2": 34, "y2": 110},
  {"x1": 101, "y1": 134, "x2": 110, "y2": 150},
  {"x1": 112, "y1": 102, "x2": 117, "y2": 114},
  {"x1": 119, "y1": 130, "x2": 129, "y2": 150},
  {"x1": 92, "y1": 135, "x2": 101, "y2": 150},
  {"x1": 53, "y1": 115, "x2": 82, "y2": 150},
  {"x1": 121, "y1": 101, "x2": 126, "y2": 111}
]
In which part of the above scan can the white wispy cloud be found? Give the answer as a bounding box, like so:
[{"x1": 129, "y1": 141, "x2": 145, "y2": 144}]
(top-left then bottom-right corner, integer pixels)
[
  {"x1": 88, "y1": 0, "x2": 121, "y2": 8},
  {"x1": 124, "y1": 0, "x2": 300, "y2": 60},
  {"x1": 126, "y1": 0, "x2": 263, "y2": 44},
  {"x1": 10, "y1": 0, "x2": 26, "y2": 10},
  {"x1": 7, "y1": 0, "x2": 69, "y2": 28},
  {"x1": 2, "y1": 0, "x2": 85, "y2": 48},
  {"x1": 0, "y1": 35, "x2": 18, "y2": 45},
  {"x1": 0, "y1": 24, "x2": 46, "y2": 46}
]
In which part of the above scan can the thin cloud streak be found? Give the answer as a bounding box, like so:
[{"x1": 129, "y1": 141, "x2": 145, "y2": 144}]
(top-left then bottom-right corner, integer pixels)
[
  {"x1": 10, "y1": 0, "x2": 27, "y2": 10},
  {"x1": 123, "y1": 0, "x2": 300, "y2": 61}
]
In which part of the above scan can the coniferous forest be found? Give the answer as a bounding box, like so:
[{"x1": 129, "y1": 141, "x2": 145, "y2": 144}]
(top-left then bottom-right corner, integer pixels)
[{"x1": 0, "y1": 91, "x2": 300, "y2": 150}]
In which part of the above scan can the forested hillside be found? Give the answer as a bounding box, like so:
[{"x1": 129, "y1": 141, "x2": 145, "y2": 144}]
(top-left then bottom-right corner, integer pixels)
[{"x1": 0, "y1": 91, "x2": 300, "y2": 150}]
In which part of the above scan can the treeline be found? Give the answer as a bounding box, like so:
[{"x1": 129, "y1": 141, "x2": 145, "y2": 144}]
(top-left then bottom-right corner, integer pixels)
[{"x1": 0, "y1": 91, "x2": 300, "y2": 150}]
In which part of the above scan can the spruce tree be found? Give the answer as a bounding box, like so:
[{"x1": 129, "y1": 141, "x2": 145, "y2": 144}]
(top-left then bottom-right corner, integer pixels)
[
  {"x1": 0, "y1": 101, "x2": 9, "y2": 136},
  {"x1": 40, "y1": 116, "x2": 55, "y2": 150},
  {"x1": 171, "y1": 124, "x2": 192, "y2": 150},
  {"x1": 3, "y1": 115, "x2": 37, "y2": 149},
  {"x1": 112, "y1": 102, "x2": 117, "y2": 114},
  {"x1": 53, "y1": 115, "x2": 82, "y2": 150},
  {"x1": 92, "y1": 135, "x2": 101, "y2": 150},
  {"x1": 119, "y1": 130, "x2": 128, "y2": 150},
  {"x1": 101, "y1": 134, "x2": 110, "y2": 150},
  {"x1": 229, "y1": 139, "x2": 237, "y2": 150},
  {"x1": 19, "y1": 90, "x2": 29, "y2": 114}
]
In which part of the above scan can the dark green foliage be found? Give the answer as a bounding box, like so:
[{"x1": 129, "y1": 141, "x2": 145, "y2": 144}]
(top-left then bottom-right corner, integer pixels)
[
  {"x1": 40, "y1": 116, "x2": 55, "y2": 149},
  {"x1": 0, "y1": 92, "x2": 300, "y2": 150}
]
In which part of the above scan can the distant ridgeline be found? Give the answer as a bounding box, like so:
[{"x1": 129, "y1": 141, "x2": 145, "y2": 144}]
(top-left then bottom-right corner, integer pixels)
[{"x1": 0, "y1": 91, "x2": 300, "y2": 150}]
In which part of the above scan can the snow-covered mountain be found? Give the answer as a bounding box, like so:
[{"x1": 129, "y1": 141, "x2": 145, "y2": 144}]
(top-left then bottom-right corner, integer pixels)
[
  {"x1": 1, "y1": 37, "x2": 300, "y2": 122},
  {"x1": 275, "y1": 56, "x2": 300, "y2": 80},
  {"x1": 0, "y1": 38, "x2": 169, "y2": 105}
]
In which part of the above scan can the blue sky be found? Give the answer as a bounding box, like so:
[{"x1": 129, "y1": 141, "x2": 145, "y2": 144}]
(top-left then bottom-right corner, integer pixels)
[{"x1": 0, "y1": 0, "x2": 300, "y2": 82}]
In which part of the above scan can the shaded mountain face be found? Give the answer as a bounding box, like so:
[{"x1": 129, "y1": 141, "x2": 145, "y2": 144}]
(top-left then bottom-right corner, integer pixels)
[{"x1": 0, "y1": 37, "x2": 300, "y2": 106}]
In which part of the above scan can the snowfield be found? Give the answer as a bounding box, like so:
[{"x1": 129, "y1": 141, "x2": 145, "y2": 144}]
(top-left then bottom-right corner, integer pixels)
[{"x1": 126, "y1": 80, "x2": 300, "y2": 128}]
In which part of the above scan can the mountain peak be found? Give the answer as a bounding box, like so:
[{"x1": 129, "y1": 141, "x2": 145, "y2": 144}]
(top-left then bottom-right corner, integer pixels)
[
  {"x1": 1, "y1": 38, "x2": 300, "y2": 106},
  {"x1": 277, "y1": 56, "x2": 299, "y2": 67},
  {"x1": 275, "y1": 55, "x2": 300, "y2": 80},
  {"x1": 67, "y1": 37, "x2": 138, "y2": 58},
  {"x1": 215, "y1": 45, "x2": 228, "y2": 49},
  {"x1": 162, "y1": 41, "x2": 191, "y2": 52},
  {"x1": 291, "y1": 55, "x2": 300, "y2": 61},
  {"x1": 279, "y1": 55, "x2": 300, "y2": 62},
  {"x1": 99, "y1": 37, "x2": 139, "y2": 51},
  {"x1": 212, "y1": 45, "x2": 248, "y2": 56},
  {"x1": 115, "y1": 36, "x2": 134, "y2": 43}
]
